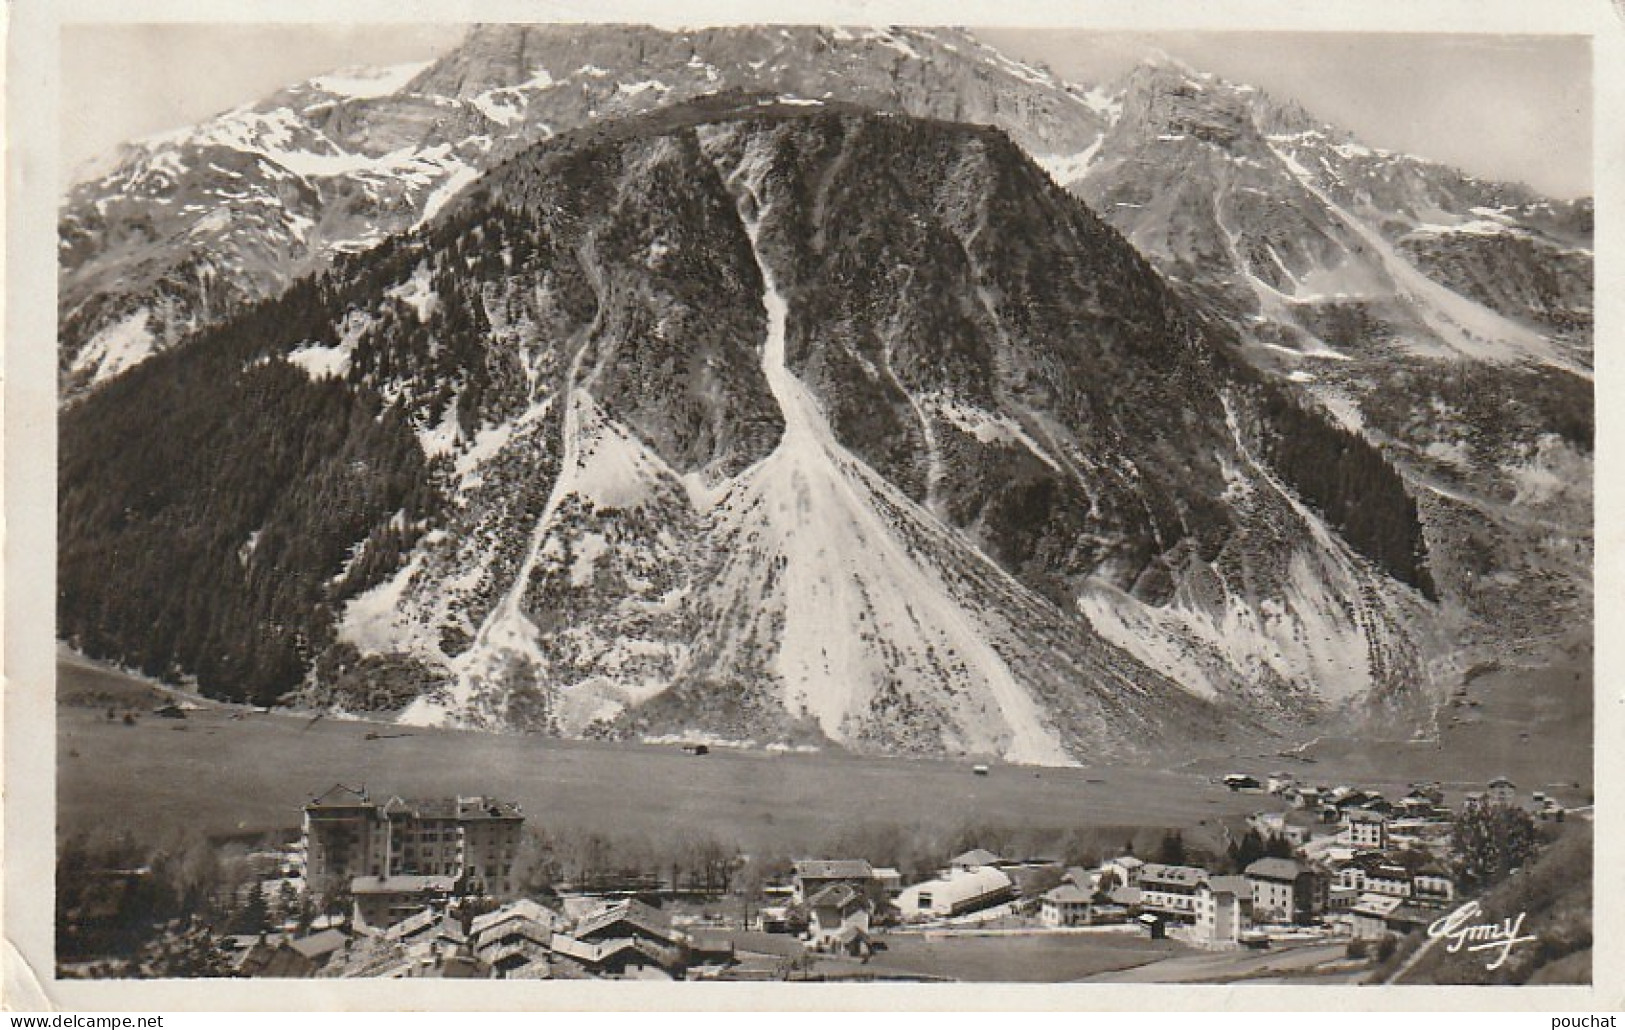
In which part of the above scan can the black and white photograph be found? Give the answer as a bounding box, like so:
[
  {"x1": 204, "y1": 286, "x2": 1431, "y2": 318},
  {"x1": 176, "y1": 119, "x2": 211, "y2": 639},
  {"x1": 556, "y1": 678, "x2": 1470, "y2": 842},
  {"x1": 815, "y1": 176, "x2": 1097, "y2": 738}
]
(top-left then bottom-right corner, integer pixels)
[{"x1": 7, "y1": 0, "x2": 1619, "y2": 1007}]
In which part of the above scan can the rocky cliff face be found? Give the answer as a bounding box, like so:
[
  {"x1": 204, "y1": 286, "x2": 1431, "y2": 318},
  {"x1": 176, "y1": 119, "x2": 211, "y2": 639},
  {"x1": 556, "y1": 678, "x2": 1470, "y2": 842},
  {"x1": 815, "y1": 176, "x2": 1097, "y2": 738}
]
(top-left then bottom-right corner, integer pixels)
[
  {"x1": 1059, "y1": 57, "x2": 1592, "y2": 670},
  {"x1": 58, "y1": 25, "x2": 1109, "y2": 396},
  {"x1": 59, "y1": 100, "x2": 1440, "y2": 761},
  {"x1": 57, "y1": 26, "x2": 1590, "y2": 759}
]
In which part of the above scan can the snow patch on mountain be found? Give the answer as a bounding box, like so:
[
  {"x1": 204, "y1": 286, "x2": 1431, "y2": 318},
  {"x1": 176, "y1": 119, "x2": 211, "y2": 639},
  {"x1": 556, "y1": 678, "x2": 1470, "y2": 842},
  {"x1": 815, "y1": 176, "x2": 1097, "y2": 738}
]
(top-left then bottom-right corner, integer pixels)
[
  {"x1": 470, "y1": 89, "x2": 528, "y2": 126},
  {"x1": 286, "y1": 340, "x2": 353, "y2": 380},
  {"x1": 73, "y1": 309, "x2": 155, "y2": 386},
  {"x1": 1269, "y1": 142, "x2": 1579, "y2": 375},
  {"x1": 925, "y1": 392, "x2": 1063, "y2": 472},
  {"x1": 1035, "y1": 137, "x2": 1104, "y2": 188}
]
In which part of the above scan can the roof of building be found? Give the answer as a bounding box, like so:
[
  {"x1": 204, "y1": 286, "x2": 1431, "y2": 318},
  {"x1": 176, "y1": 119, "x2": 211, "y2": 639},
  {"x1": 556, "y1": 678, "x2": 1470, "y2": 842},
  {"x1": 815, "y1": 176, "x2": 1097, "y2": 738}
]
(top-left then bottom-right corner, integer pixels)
[
  {"x1": 1044, "y1": 884, "x2": 1093, "y2": 905},
  {"x1": 385, "y1": 907, "x2": 442, "y2": 941},
  {"x1": 1488, "y1": 776, "x2": 1516, "y2": 788},
  {"x1": 1203, "y1": 875, "x2": 1250, "y2": 897},
  {"x1": 1245, "y1": 858, "x2": 1305, "y2": 883},
  {"x1": 574, "y1": 898, "x2": 673, "y2": 942},
  {"x1": 471, "y1": 898, "x2": 557, "y2": 939},
  {"x1": 378, "y1": 795, "x2": 523, "y2": 821},
  {"x1": 349, "y1": 874, "x2": 457, "y2": 895},
  {"x1": 1388, "y1": 904, "x2": 1437, "y2": 928},
  {"x1": 793, "y1": 859, "x2": 874, "y2": 881},
  {"x1": 1109, "y1": 855, "x2": 1146, "y2": 869},
  {"x1": 1348, "y1": 809, "x2": 1389, "y2": 823},
  {"x1": 807, "y1": 882, "x2": 868, "y2": 911},
  {"x1": 904, "y1": 866, "x2": 1014, "y2": 907},
  {"x1": 547, "y1": 933, "x2": 598, "y2": 963},
  {"x1": 307, "y1": 784, "x2": 371, "y2": 809},
  {"x1": 1109, "y1": 885, "x2": 1142, "y2": 906},
  {"x1": 1139, "y1": 863, "x2": 1207, "y2": 887},
  {"x1": 288, "y1": 928, "x2": 348, "y2": 960},
  {"x1": 1351, "y1": 894, "x2": 1405, "y2": 918},
  {"x1": 948, "y1": 848, "x2": 1004, "y2": 868}
]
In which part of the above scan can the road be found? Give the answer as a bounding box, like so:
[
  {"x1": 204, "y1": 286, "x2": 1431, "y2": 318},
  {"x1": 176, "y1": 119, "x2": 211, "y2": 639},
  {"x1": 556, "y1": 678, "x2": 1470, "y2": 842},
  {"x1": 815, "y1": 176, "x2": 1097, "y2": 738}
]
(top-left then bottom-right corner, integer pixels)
[{"x1": 1080, "y1": 941, "x2": 1353, "y2": 983}]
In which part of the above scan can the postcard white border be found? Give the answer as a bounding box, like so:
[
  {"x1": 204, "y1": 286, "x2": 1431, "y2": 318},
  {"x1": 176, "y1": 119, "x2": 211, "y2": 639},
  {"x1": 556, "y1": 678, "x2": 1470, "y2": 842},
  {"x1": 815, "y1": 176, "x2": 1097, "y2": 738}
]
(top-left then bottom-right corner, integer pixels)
[{"x1": 7, "y1": 0, "x2": 1622, "y2": 1012}]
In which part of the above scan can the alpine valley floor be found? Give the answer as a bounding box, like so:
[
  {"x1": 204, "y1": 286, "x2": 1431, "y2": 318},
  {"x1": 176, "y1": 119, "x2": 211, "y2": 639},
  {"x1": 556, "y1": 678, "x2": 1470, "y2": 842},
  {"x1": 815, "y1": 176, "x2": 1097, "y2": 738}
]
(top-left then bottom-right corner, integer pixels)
[{"x1": 56, "y1": 645, "x2": 1591, "y2": 852}]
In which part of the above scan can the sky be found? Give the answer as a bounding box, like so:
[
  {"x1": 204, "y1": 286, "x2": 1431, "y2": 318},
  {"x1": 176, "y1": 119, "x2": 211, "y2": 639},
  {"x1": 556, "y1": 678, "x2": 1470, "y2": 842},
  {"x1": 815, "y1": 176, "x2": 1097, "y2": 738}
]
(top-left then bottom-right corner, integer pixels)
[{"x1": 61, "y1": 24, "x2": 1592, "y2": 198}]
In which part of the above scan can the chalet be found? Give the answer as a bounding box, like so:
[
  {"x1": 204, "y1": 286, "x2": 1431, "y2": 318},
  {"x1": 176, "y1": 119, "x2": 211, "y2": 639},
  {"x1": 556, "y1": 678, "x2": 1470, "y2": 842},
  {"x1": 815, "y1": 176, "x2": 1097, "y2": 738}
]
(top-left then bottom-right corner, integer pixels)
[
  {"x1": 237, "y1": 928, "x2": 349, "y2": 977},
  {"x1": 471, "y1": 899, "x2": 556, "y2": 977},
  {"x1": 576, "y1": 898, "x2": 677, "y2": 945},
  {"x1": 1326, "y1": 885, "x2": 1358, "y2": 912},
  {"x1": 1350, "y1": 894, "x2": 1404, "y2": 941},
  {"x1": 1332, "y1": 852, "x2": 1389, "y2": 893},
  {"x1": 385, "y1": 907, "x2": 448, "y2": 947},
  {"x1": 1266, "y1": 772, "x2": 1295, "y2": 795},
  {"x1": 897, "y1": 867, "x2": 1015, "y2": 920},
  {"x1": 549, "y1": 932, "x2": 681, "y2": 980},
  {"x1": 1486, "y1": 777, "x2": 1518, "y2": 807},
  {"x1": 1411, "y1": 865, "x2": 1456, "y2": 907},
  {"x1": 1248, "y1": 810, "x2": 1314, "y2": 848},
  {"x1": 1061, "y1": 866, "x2": 1099, "y2": 893},
  {"x1": 564, "y1": 899, "x2": 686, "y2": 978},
  {"x1": 685, "y1": 932, "x2": 739, "y2": 978},
  {"x1": 1137, "y1": 864, "x2": 1206, "y2": 920},
  {"x1": 1285, "y1": 786, "x2": 1323, "y2": 810},
  {"x1": 807, "y1": 883, "x2": 872, "y2": 950},
  {"x1": 1039, "y1": 884, "x2": 1094, "y2": 927},
  {"x1": 1244, "y1": 857, "x2": 1317, "y2": 925},
  {"x1": 1223, "y1": 774, "x2": 1263, "y2": 792},
  {"x1": 1367, "y1": 864, "x2": 1414, "y2": 899},
  {"x1": 791, "y1": 859, "x2": 877, "y2": 905},
  {"x1": 1100, "y1": 855, "x2": 1145, "y2": 887},
  {"x1": 1396, "y1": 794, "x2": 1439, "y2": 819},
  {"x1": 1407, "y1": 782, "x2": 1445, "y2": 805},
  {"x1": 1346, "y1": 810, "x2": 1389, "y2": 850},
  {"x1": 1192, "y1": 876, "x2": 1247, "y2": 946},
  {"x1": 1352, "y1": 894, "x2": 1432, "y2": 940},
  {"x1": 350, "y1": 874, "x2": 457, "y2": 930}
]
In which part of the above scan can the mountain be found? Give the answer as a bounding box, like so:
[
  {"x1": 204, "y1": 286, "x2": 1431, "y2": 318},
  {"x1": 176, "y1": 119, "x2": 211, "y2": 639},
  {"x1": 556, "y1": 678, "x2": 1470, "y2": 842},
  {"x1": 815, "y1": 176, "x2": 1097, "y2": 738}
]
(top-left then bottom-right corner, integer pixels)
[
  {"x1": 57, "y1": 25, "x2": 1590, "y2": 760},
  {"x1": 59, "y1": 98, "x2": 1439, "y2": 762},
  {"x1": 59, "y1": 24, "x2": 1113, "y2": 396},
  {"x1": 1060, "y1": 58, "x2": 1592, "y2": 668}
]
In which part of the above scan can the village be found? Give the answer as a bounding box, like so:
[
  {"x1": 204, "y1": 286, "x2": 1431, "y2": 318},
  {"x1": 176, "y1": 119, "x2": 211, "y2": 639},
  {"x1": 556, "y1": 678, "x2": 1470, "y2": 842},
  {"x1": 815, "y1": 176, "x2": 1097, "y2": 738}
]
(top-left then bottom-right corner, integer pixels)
[{"x1": 96, "y1": 765, "x2": 1573, "y2": 983}]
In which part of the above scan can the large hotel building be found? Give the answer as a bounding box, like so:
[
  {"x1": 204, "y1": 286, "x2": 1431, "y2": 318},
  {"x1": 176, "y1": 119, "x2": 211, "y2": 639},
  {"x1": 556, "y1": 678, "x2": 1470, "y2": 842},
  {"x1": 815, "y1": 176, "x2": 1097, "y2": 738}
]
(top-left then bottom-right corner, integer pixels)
[{"x1": 301, "y1": 784, "x2": 525, "y2": 897}]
